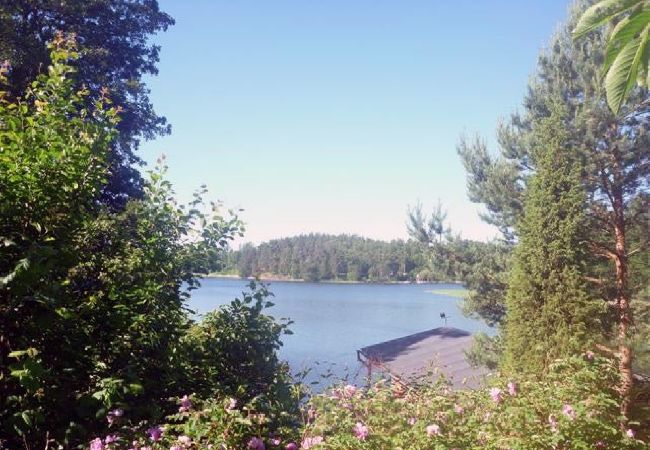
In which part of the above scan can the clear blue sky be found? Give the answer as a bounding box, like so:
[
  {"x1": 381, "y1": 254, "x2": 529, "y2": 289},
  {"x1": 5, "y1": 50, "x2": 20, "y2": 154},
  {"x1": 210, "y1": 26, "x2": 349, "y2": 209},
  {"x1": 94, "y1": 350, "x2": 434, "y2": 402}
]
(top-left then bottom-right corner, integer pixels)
[{"x1": 140, "y1": 0, "x2": 571, "y2": 245}]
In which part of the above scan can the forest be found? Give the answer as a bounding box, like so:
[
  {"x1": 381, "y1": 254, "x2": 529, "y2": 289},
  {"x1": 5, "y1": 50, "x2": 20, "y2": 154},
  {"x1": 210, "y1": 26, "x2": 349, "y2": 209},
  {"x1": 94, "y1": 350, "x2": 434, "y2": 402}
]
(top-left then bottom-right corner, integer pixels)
[
  {"x1": 224, "y1": 234, "x2": 429, "y2": 282},
  {"x1": 0, "y1": 0, "x2": 648, "y2": 449}
]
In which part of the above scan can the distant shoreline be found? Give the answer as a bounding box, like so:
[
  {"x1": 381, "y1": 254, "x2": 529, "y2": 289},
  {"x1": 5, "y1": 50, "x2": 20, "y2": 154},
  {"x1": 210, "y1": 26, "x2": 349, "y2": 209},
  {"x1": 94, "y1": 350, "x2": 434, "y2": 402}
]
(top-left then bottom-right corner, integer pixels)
[{"x1": 202, "y1": 273, "x2": 464, "y2": 286}]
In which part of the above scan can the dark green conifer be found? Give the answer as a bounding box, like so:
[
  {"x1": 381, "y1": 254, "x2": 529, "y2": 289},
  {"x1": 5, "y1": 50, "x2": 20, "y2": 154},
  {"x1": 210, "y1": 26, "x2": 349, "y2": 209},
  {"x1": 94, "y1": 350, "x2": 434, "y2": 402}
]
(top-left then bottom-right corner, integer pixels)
[{"x1": 503, "y1": 101, "x2": 601, "y2": 373}]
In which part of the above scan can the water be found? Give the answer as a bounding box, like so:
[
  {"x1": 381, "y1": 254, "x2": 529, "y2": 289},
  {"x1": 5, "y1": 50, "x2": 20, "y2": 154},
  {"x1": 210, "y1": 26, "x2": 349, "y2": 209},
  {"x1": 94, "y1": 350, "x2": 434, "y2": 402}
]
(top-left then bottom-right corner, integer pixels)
[{"x1": 189, "y1": 277, "x2": 490, "y2": 387}]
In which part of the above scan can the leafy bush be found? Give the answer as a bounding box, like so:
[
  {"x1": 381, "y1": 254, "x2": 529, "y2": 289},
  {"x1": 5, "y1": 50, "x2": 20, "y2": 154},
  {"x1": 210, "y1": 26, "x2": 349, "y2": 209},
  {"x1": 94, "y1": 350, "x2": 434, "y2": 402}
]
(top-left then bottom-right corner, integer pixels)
[
  {"x1": 0, "y1": 38, "x2": 247, "y2": 448},
  {"x1": 79, "y1": 355, "x2": 647, "y2": 449},
  {"x1": 300, "y1": 355, "x2": 646, "y2": 449},
  {"x1": 179, "y1": 282, "x2": 301, "y2": 421}
]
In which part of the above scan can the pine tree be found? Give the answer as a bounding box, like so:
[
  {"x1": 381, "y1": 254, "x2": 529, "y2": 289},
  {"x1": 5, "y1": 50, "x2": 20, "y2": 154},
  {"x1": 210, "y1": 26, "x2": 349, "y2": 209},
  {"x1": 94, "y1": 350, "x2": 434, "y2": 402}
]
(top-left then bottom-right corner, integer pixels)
[{"x1": 503, "y1": 101, "x2": 601, "y2": 373}]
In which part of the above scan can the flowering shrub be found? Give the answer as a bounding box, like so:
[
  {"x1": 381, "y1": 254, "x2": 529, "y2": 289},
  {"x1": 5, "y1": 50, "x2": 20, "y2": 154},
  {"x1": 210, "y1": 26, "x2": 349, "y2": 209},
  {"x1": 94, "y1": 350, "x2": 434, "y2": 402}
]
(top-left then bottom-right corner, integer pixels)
[
  {"x1": 85, "y1": 394, "x2": 302, "y2": 450},
  {"x1": 300, "y1": 355, "x2": 646, "y2": 449},
  {"x1": 81, "y1": 355, "x2": 647, "y2": 449}
]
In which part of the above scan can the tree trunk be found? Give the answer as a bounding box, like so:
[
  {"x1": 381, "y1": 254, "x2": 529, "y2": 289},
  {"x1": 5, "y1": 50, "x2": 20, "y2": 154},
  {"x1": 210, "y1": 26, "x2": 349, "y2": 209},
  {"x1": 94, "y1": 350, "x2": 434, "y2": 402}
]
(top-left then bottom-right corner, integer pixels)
[{"x1": 613, "y1": 213, "x2": 633, "y2": 420}]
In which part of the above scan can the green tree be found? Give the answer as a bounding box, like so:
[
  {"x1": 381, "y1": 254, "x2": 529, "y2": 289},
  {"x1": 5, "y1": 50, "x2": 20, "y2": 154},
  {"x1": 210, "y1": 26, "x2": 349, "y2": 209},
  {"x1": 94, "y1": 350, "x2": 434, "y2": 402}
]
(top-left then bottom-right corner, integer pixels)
[
  {"x1": 502, "y1": 101, "x2": 602, "y2": 373},
  {"x1": 459, "y1": 0, "x2": 649, "y2": 415},
  {"x1": 573, "y1": 0, "x2": 650, "y2": 113},
  {"x1": 0, "y1": 41, "x2": 244, "y2": 447},
  {"x1": 0, "y1": 0, "x2": 174, "y2": 207}
]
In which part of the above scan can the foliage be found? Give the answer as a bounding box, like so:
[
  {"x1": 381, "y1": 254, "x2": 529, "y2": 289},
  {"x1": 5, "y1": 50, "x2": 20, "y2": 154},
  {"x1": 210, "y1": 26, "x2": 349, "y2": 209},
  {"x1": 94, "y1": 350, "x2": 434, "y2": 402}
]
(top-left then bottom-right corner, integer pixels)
[
  {"x1": 573, "y1": 0, "x2": 650, "y2": 113},
  {"x1": 0, "y1": 0, "x2": 174, "y2": 206},
  {"x1": 179, "y1": 283, "x2": 300, "y2": 416},
  {"x1": 458, "y1": 0, "x2": 649, "y2": 388},
  {"x1": 0, "y1": 43, "x2": 253, "y2": 448},
  {"x1": 299, "y1": 355, "x2": 646, "y2": 449},
  {"x1": 502, "y1": 100, "x2": 603, "y2": 373},
  {"x1": 226, "y1": 234, "x2": 429, "y2": 282}
]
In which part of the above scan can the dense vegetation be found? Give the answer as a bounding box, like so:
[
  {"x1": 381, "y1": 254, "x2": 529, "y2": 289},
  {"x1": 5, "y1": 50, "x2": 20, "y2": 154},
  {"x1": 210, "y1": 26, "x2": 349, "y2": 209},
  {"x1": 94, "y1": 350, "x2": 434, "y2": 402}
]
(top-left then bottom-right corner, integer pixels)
[
  {"x1": 0, "y1": 0, "x2": 648, "y2": 448},
  {"x1": 0, "y1": 39, "x2": 297, "y2": 448},
  {"x1": 457, "y1": 0, "x2": 649, "y2": 423},
  {"x1": 224, "y1": 234, "x2": 428, "y2": 282}
]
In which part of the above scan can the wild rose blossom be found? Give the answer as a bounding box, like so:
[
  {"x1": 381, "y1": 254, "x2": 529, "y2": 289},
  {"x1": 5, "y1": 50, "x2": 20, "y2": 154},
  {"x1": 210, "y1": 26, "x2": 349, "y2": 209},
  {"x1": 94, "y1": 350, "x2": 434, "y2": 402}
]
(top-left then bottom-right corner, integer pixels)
[
  {"x1": 178, "y1": 395, "x2": 192, "y2": 413},
  {"x1": 90, "y1": 437, "x2": 104, "y2": 450},
  {"x1": 147, "y1": 426, "x2": 163, "y2": 441},
  {"x1": 248, "y1": 437, "x2": 265, "y2": 450},
  {"x1": 489, "y1": 387, "x2": 503, "y2": 403},
  {"x1": 343, "y1": 384, "x2": 357, "y2": 397},
  {"x1": 353, "y1": 422, "x2": 369, "y2": 441},
  {"x1": 301, "y1": 436, "x2": 323, "y2": 449},
  {"x1": 562, "y1": 404, "x2": 576, "y2": 421},
  {"x1": 426, "y1": 424, "x2": 441, "y2": 437}
]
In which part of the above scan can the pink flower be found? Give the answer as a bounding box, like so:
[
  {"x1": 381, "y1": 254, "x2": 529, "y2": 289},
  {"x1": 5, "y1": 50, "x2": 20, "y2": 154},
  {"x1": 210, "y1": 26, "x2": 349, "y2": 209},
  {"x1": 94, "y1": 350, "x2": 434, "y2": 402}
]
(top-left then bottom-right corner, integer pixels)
[
  {"x1": 178, "y1": 435, "x2": 192, "y2": 446},
  {"x1": 353, "y1": 422, "x2": 369, "y2": 441},
  {"x1": 343, "y1": 384, "x2": 357, "y2": 397},
  {"x1": 626, "y1": 428, "x2": 635, "y2": 438},
  {"x1": 562, "y1": 404, "x2": 576, "y2": 421},
  {"x1": 248, "y1": 437, "x2": 265, "y2": 450},
  {"x1": 270, "y1": 437, "x2": 281, "y2": 445},
  {"x1": 454, "y1": 404, "x2": 464, "y2": 414},
  {"x1": 170, "y1": 447, "x2": 182, "y2": 450},
  {"x1": 507, "y1": 381, "x2": 517, "y2": 396},
  {"x1": 90, "y1": 438, "x2": 105, "y2": 450},
  {"x1": 179, "y1": 395, "x2": 192, "y2": 413},
  {"x1": 548, "y1": 414, "x2": 558, "y2": 433},
  {"x1": 147, "y1": 426, "x2": 163, "y2": 441},
  {"x1": 301, "y1": 436, "x2": 323, "y2": 449},
  {"x1": 104, "y1": 435, "x2": 118, "y2": 444},
  {"x1": 426, "y1": 424, "x2": 441, "y2": 437},
  {"x1": 285, "y1": 443, "x2": 298, "y2": 450},
  {"x1": 585, "y1": 350, "x2": 595, "y2": 360},
  {"x1": 226, "y1": 397, "x2": 237, "y2": 412},
  {"x1": 407, "y1": 417, "x2": 417, "y2": 426},
  {"x1": 489, "y1": 387, "x2": 503, "y2": 403},
  {"x1": 595, "y1": 441, "x2": 606, "y2": 448}
]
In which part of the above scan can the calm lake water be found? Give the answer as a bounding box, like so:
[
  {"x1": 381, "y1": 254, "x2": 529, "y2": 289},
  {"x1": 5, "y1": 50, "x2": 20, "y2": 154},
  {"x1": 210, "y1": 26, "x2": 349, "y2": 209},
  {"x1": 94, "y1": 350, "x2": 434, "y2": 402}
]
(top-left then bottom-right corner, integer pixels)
[{"x1": 189, "y1": 277, "x2": 490, "y2": 387}]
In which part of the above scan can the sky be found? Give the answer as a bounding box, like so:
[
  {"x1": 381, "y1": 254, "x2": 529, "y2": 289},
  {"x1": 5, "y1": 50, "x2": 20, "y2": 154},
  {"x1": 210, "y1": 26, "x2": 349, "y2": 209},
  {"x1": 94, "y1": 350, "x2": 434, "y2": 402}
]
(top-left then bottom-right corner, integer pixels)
[{"x1": 139, "y1": 0, "x2": 572, "y2": 246}]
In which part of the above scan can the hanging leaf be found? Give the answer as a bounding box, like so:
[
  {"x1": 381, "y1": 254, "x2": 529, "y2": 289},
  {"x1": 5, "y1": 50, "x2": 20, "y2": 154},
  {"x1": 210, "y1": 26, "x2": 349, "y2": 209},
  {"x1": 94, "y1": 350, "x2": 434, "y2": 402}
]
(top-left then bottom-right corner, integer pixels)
[
  {"x1": 605, "y1": 23, "x2": 650, "y2": 112},
  {"x1": 573, "y1": 0, "x2": 642, "y2": 38}
]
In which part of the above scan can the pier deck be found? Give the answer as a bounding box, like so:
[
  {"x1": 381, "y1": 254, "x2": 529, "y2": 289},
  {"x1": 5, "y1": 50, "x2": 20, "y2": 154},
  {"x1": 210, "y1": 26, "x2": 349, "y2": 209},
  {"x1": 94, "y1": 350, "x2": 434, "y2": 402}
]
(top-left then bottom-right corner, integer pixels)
[{"x1": 357, "y1": 327, "x2": 487, "y2": 388}]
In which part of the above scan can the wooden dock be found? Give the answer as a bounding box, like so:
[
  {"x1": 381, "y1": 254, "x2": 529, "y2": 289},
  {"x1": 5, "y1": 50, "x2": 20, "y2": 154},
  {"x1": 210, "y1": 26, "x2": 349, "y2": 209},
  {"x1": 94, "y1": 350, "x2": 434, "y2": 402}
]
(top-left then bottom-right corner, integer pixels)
[{"x1": 357, "y1": 327, "x2": 487, "y2": 388}]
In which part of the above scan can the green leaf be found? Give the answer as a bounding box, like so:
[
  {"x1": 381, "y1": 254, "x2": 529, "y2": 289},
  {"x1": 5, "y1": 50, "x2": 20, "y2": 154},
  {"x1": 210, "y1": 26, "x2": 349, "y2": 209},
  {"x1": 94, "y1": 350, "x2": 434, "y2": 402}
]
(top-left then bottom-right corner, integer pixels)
[
  {"x1": 605, "y1": 23, "x2": 650, "y2": 112},
  {"x1": 573, "y1": 0, "x2": 643, "y2": 38},
  {"x1": 603, "y1": 7, "x2": 650, "y2": 71}
]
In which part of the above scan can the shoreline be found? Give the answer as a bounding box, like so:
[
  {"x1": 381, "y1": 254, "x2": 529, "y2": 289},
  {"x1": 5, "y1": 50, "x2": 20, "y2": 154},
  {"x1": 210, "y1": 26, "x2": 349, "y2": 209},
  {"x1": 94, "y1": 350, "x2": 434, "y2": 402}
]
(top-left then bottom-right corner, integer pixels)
[{"x1": 202, "y1": 273, "x2": 464, "y2": 286}]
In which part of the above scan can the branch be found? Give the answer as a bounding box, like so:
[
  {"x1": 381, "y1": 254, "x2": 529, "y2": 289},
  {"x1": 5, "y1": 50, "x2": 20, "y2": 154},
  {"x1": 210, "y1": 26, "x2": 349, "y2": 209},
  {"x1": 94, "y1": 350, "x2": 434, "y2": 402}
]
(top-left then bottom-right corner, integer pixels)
[
  {"x1": 627, "y1": 244, "x2": 647, "y2": 258},
  {"x1": 589, "y1": 241, "x2": 618, "y2": 260}
]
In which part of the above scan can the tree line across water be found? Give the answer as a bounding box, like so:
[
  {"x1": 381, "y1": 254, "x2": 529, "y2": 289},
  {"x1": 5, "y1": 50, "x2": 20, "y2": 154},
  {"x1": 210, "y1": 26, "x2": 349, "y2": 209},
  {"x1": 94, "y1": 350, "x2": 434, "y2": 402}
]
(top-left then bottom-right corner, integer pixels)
[{"x1": 223, "y1": 234, "x2": 429, "y2": 282}]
